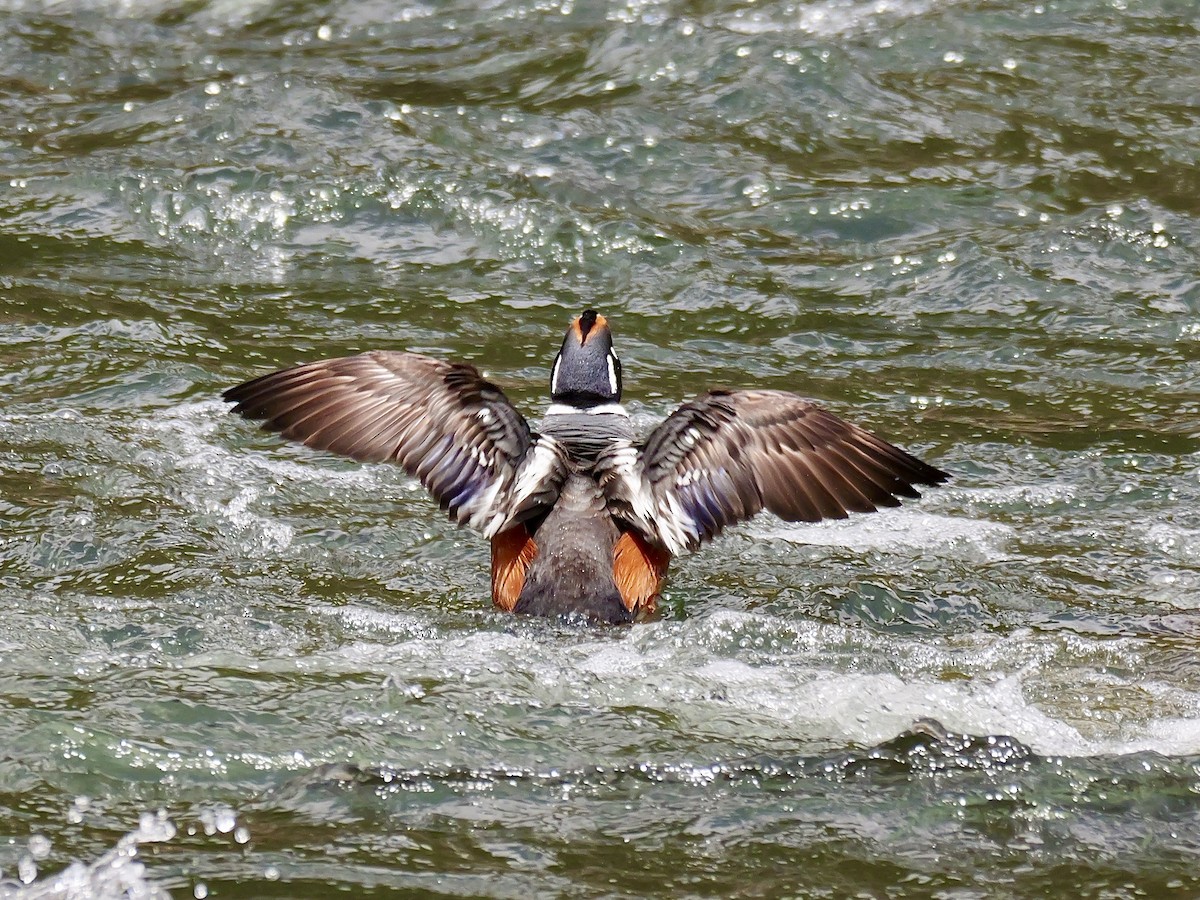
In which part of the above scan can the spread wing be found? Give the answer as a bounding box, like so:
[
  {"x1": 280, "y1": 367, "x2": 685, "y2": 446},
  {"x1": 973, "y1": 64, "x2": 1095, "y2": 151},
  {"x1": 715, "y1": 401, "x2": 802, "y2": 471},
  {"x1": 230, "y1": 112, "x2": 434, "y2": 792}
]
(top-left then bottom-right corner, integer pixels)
[
  {"x1": 599, "y1": 389, "x2": 948, "y2": 554},
  {"x1": 223, "y1": 351, "x2": 568, "y2": 537}
]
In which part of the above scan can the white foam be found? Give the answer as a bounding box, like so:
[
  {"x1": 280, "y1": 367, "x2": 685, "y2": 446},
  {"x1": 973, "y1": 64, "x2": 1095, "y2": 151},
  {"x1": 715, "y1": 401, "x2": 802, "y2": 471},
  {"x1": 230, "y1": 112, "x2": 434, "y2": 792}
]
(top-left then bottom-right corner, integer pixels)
[
  {"x1": 719, "y1": 0, "x2": 955, "y2": 38},
  {"x1": 767, "y1": 509, "x2": 1012, "y2": 558},
  {"x1": 949, "y1": 482, "x2": 1076, "y2": 508},
  {"x1": 1123, "y1": 717, "x2": 1200, "y2": 757},
  {"x1": 313, "y1": 603, "x2": 440, "y2": 640},
  {"x1": 752, "y1": 670, "x2": 1095, "y2": 755},
  {"x1": 203, "y1": 486, "x2": 294, "y2": 553},
  {"x1": 0, "y1": 0, "x2": 187, "y2": 15},
  {"x1": 1143, "y1": 523, "x2": 1200, "y2": 564},
  {"x1": 654, "y1": 612, "x2": 1200, "y2": 757},
  {"x1": 133, "y1": 400, "x2": 419, "y2": 552},
  {"x1": 143, "y1": 400, "x2": 387, "y2": 489},
  {"x1": 277, "y1": 607, "x2": 1200, "y2": 759}
]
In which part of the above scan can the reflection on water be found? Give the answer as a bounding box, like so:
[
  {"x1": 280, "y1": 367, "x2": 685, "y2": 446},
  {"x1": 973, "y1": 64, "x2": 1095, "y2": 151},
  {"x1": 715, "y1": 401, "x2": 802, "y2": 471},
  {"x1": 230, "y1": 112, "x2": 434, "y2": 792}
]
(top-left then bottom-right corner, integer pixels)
[{"x1": 2, "y1": 0, "x2": 1200, "y2": 895}]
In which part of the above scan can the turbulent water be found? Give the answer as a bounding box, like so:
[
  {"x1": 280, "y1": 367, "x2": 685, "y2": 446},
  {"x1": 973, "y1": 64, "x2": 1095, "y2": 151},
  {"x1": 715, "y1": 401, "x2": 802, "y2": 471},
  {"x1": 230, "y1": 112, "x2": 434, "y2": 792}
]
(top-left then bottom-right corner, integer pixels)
[{"x1": 3, "y1": 0, "x2": 1200, "y2": 896}]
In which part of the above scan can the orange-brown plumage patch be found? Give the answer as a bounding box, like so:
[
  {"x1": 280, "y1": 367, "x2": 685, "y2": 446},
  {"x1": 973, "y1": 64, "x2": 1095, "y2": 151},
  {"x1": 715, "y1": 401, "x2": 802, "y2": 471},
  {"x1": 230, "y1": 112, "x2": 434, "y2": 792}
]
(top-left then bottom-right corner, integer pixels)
[
  {"x1": 613, "y1": 531, "x2": 670, "y2": 615},
  {"x1": 570, "y1": 316, "x2": 584, "y2": 343},
  {"x1": 490, "y1": 525, "x2": 538, "y2": 611}
]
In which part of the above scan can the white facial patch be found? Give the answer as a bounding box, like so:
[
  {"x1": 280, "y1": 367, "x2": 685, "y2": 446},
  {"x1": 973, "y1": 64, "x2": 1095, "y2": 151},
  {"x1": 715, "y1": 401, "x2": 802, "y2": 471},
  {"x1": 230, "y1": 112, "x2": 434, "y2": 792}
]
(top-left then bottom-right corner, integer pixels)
[
  {"x1": 607, "y1": 352, "x2": 618, "y2": 395},
  {"x1": 550, "y1": 354, "x2": 562, "y2": 394}
]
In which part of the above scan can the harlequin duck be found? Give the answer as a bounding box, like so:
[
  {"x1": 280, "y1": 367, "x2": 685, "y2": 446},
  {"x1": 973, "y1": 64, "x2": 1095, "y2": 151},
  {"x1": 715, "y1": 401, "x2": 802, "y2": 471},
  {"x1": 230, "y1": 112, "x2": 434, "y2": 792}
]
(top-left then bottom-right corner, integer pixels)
[{"x1": 223, "y1": 311, "x2": 947, "y2": 623}]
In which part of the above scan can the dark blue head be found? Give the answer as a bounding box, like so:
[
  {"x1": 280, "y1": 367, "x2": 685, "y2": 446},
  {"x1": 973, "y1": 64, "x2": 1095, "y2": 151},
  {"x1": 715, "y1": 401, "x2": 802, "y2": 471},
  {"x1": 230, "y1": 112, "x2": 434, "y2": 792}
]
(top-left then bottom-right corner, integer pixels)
[{"x1": 549, "y1": 310, "x2": 622, "y2": 407}]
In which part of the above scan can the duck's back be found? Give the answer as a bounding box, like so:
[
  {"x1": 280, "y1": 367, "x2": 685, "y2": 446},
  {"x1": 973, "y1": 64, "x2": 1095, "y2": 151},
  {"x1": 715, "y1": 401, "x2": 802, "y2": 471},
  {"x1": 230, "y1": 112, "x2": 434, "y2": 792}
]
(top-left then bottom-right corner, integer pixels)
[{"x1": 513, "y1": 474, "x2": 630, "y2": 623}]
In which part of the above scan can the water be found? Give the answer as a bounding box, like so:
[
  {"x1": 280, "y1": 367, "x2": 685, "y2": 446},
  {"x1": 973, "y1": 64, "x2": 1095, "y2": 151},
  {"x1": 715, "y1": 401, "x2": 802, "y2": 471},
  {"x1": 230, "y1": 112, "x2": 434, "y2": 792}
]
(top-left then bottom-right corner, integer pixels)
[{"x1": 3, "y1": 0, "x2": 1200, "y2": 895}]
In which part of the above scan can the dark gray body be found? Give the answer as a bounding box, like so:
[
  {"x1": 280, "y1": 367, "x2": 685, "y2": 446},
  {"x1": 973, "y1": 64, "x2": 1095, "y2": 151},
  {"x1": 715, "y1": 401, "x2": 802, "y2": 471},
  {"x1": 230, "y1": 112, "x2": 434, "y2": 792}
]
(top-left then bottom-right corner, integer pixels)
[
  {"x1": 512, "y1": 408, "x2": 637, "y2": 623},
  {"x1": 513, "y1": 473, "x2": 631, "y2": 624}
]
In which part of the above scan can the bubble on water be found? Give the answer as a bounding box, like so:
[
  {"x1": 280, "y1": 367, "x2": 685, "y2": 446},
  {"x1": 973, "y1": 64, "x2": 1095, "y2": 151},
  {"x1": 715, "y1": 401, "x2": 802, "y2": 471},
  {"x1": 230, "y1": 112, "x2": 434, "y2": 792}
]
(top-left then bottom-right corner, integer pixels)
[
  {"x1": 950, "y1": 482, "x2": 1076, "y2": 509},
  {"x1": 131, "y1": 400, "x2": 412, "y2": 558},
  {"x1": 210, "y1": 486, "x2": 294, "y2": 553},
  {"x1": 134, "y1": 810, "x2": 177, "y2": 844},
  {"x1": 749, "y1": 0, "x2": 952, "y2": 38},
  {"x1": 67, "y1": 796, "x2": 91, "y2": 824},
  {"x1": 28, "y1": 834, "x2": 52, "y2": 860},
  {"x1": 199, "y1": 807, "x2": 238, "y2": 835},
  {"x1": 121, "y1": 173, "x2": 303, "y2": 275}
]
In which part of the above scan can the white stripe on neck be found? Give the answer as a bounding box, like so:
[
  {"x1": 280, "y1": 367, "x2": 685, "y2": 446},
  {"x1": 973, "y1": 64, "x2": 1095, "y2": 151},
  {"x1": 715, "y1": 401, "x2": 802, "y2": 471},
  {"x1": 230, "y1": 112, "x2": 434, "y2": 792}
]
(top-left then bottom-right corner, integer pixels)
[{"x1": 545, "y1": 402, "x2": 628, "y2": 417}]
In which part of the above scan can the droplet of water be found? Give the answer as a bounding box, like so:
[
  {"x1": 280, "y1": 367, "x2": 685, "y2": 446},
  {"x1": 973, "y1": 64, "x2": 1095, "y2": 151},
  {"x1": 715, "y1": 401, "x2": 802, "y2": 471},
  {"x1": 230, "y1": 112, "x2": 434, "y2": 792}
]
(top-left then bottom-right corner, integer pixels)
[{"x1": 215, "y1": 809, "x2": 236, "y2": 834}]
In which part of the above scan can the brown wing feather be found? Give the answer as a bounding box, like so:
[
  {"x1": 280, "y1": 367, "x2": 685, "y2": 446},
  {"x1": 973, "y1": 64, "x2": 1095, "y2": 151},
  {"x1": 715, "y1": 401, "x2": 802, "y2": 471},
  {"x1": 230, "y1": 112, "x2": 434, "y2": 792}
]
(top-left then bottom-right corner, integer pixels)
[
  {"x1": 224, "y1": 351, "x2": 567, "y2": 536},
  {"x1": 602, "y1": 389, "x2": 948, "y2": 553}
]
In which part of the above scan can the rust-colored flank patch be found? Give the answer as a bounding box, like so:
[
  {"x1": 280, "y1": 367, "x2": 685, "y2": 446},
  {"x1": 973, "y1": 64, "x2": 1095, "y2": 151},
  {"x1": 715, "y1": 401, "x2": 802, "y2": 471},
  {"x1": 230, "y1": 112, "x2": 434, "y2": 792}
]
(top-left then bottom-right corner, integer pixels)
[
  {"x1": 490, "y1": 525, "x2": 538, "y2": 611},
  {"x1": 612, "y1": 530, "x2": 670, "y2": 614}
]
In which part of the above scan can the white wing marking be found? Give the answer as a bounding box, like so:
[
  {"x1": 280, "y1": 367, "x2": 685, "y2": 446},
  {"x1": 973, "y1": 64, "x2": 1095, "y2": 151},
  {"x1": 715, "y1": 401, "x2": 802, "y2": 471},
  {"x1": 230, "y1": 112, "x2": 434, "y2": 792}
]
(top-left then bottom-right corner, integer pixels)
[{"x1": 600, "y1": 439, "x2": 693, "y2": 555}]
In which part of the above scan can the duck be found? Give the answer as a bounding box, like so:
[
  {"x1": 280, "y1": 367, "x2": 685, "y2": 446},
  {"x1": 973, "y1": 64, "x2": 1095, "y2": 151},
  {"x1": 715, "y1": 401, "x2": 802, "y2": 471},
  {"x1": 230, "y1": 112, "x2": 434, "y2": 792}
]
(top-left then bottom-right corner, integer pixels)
[{"x1": 223, "y1": 311, "x2": 948, "y2": 624}]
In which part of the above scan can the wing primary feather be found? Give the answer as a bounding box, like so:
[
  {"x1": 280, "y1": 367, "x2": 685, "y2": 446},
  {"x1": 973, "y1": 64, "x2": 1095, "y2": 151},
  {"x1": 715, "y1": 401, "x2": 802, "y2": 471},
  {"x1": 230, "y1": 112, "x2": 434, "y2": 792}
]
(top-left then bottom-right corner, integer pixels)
[
  {"x1": 223, "y1": 366, "x2": 335, "y2": 412},
  {"x1": 332, "y1": 405, "x2": 420, "y2": 462},
  {"x1": 791, "y1": 455, "x2": 849, "y2": 520},
  {"x1": 805, "y1": 451, "x2": 879, "y2": 515},
  {"x1": 748, "y1": 454, "x2": 808, "y2": 522},
  {"x1": 277, "y1": 394, "x2": 368, "y2": 443},
  {"x1": 839, "y1": 438, "x2": 921, "y2": 498},
  {"x1": 853, "y1": 430, "x2": 948, "y2": 487},
  {"x1": 302, "y1": 396, "x2": 394, "y2": 453},
  {"x1": 824, "y1": 445, "x2": 904, "y2": 507}
]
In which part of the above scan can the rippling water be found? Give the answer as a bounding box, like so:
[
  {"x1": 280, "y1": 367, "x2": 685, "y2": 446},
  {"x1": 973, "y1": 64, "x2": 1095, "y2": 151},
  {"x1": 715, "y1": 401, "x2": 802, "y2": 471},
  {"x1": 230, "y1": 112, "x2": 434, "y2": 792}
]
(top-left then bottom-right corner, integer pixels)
[{"x1": 3, "y1": 0, "x2": 1200, "y2": 895}]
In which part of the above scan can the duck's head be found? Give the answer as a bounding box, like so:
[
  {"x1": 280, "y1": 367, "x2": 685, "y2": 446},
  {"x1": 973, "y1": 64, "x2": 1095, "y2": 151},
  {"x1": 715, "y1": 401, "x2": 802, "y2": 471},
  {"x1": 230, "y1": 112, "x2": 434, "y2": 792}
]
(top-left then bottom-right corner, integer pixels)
[{"x1": 549, "y1": 310, "x2": 622, "y2": 407}]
